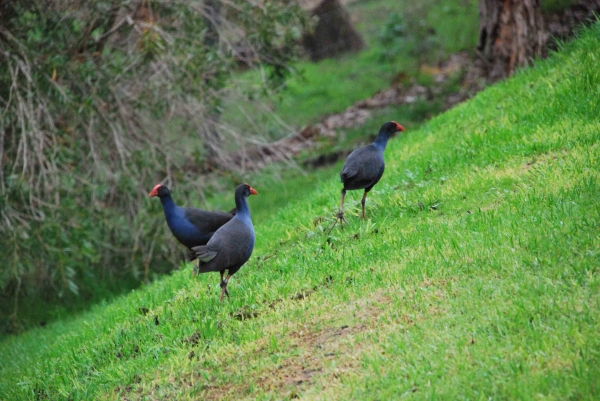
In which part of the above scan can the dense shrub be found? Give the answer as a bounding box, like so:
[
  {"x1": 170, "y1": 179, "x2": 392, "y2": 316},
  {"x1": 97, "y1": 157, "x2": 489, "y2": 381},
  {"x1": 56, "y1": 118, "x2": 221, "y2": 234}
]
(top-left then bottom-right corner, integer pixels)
[{"x1": 0, "y1": 0, "x2": 307, "y2": 332}]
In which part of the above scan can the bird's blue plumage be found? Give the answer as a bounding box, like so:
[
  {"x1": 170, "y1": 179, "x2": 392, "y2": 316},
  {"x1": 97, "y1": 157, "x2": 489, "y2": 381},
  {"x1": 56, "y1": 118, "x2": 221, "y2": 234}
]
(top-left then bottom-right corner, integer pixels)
[
  {"x1": 150, "y1": 184, "x2": 234, "y2": 251},
  {"x1": 372, "y1": 132, "x2": 390, "y2": 152},
  {"x1": 233, "y1": 192, "x2": 254, "y2": 228},
  {"x1": 340, "y1": 122, "x2": 400, "y2": 191},
  {"x1": 160, "y1": 196, "x2": 210, "y2": 248},
  {"x1": 192, "y1": 184, "x2": 256, "y2": 276},
  {"x1": 230, "y1": 192, "x2": 256, "y2": 260},
  {"x1": 336, "y1": 121, "x2": 405, "y2": 221}
]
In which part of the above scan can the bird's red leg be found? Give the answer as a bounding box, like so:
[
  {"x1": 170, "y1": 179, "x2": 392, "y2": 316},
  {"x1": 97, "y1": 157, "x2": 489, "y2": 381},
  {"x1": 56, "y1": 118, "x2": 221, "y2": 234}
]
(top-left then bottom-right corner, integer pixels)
[{"x1": 361, "y1": 191, "x2": 368, "y2": 220}]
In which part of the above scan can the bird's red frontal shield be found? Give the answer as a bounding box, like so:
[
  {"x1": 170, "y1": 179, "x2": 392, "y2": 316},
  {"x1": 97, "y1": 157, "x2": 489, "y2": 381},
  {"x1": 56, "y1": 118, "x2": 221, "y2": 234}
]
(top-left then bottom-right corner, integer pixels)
[
  {"x1": 148, "y1": 184, "x2": 161, "y2": 197},
  {"x1": 392, "y1": 121, "x2": 405, "y2": 132}
]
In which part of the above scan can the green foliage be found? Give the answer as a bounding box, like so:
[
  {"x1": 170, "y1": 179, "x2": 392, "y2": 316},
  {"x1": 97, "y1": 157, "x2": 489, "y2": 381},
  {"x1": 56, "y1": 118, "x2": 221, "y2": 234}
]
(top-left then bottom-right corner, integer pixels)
[
  {"x1": 376, "y1": 0, "x2": 479, "y2": 67},
  {"x1": 542, "y1": 0, "x2": 580, "y2": 12},
  {"x1": 0, "y1": 0, "x2": 308, "y2": 332},
  {"x1": 0, "y1": 21, "x2": 599, "y2": 400},
  {"x1": 225, "y1": 0, "x2": 479, "y2": 132},
  {"x1": 377, "y1": 12, "x2": 441, "y2": 66},
  {"x1": 376, "y1": 12, "x2": 408, "y2": 62}
]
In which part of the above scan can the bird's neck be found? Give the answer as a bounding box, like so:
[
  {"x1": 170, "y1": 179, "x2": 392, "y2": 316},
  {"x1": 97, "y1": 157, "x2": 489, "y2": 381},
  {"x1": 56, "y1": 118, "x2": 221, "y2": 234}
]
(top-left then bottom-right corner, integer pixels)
[
  {"x1": 373, "y1": 134, "x2": 389, "y2": 151},
  {"x1": 234, "y1": 197, "x2": 252, "y2": 224},
  {"x1": 160, "y1": 195, "x2": 178, "y2": 219}
]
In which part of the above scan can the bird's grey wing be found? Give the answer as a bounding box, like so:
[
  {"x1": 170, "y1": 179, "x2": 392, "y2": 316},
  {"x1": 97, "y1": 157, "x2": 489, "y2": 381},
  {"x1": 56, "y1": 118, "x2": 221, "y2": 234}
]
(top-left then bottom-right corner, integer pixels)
[
  {"x1": 361, "y1": 152, "x2": 385, "y2": 181},
  {"x1": 184, "y1": 208, "x2": 233, "y2": 233},
  {"x1": 215, "y1": 221, "x2": 255, "y2": 275},
  {"x1": 216, "y1": 220, "x2": 254, "y2": 263},
  {"x1": 340, "y1": 163, "x2": 358, "y2": 182},
  {"x1": 340, "y1": 148, "x2": 364, "y2": 182},
  {"x1": 341, "y1": 146, "x2": 383, "y2": 184},
  {"x1": 191, "y1": 236, "x2": 221, "y2": 263},
  {"x1": 195, "y1": 219, "x2": 254, "y2": 273}
]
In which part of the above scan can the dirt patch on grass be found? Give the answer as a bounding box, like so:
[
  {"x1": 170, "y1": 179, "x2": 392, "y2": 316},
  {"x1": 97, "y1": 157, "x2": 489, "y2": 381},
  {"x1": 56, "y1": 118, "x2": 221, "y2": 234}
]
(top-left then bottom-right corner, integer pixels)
[
  {"x1": 197, "y1": 290, "x2": 420, "y2": 399},
  {"x1": 122, "y1": 277, "x2": 453, "y2": 400},
  {"x1": 238, "y1": 300, "x2": 388, "y2": 398},
  {"x1": 202, "y1": 277, "x2": 454, "y2": 399},
  {"x1": 245, "y1": 281, "x2": 454, "y2": 399}
]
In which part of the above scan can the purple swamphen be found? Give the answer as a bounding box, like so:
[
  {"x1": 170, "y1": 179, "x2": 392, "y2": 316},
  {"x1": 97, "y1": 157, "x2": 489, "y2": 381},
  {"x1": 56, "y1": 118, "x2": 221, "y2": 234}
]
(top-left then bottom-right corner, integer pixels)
[
  {"x1": 336, "y1": 121, "x2": 405, "y2": 226},
  {"x1": 149, "y1": 184, "x2": 234, "y2": 257},
  {"x1": 191, "y1": 183, "x2": 258, "y2": 301}
]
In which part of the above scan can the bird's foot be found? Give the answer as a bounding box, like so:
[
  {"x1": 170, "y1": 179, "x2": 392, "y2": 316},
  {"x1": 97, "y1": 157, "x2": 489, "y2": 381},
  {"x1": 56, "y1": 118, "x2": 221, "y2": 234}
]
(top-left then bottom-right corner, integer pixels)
[
  {"x1": 327, "y1": 211, "x2": 348, "y2": 234},
  {"x1": 337, "y1": 210, "x2": 349, "y2": 226}
]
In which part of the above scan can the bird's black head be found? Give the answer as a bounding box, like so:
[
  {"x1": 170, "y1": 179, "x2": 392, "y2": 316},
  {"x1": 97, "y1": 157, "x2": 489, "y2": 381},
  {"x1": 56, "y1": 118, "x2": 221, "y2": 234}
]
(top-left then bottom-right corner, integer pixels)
[
  {"x1": 148, "y1": 184, "x2": 171, "y2": 198},
  {"x1": 235, "y1": 183, "x2": 258, "y2": 199},
  {"x1": 379, "y1": 121, "x2": 406, "y2": 137}
]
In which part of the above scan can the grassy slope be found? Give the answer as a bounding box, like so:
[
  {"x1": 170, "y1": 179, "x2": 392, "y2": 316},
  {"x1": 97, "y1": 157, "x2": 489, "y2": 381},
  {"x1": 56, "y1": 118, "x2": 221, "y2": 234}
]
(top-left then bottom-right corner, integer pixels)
[
  {"x1": 1, "y1": 0, "x2": 479, "y2": 335},
  {"x1": 1, "y1": 22, "x2": 600, "y2": 401}
]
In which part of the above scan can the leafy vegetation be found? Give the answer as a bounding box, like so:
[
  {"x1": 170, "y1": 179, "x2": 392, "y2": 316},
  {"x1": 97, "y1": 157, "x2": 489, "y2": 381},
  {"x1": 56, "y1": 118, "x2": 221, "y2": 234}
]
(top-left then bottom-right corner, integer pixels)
[
  {"x1": 543, "y1": 0, "x2": 580, "y2": 12},
  {"x1": 0, "y1": 0, "x2": 482, "y2": 332},
  {"x1": 1, "y1": 19, "x2": 598, "y2": 400},
  {"x1": 227, "y1": 0, "x2": 479, "y2": 130},
  {"x1": 0, "y1": 0, "x2": 307, "y2": 332}
]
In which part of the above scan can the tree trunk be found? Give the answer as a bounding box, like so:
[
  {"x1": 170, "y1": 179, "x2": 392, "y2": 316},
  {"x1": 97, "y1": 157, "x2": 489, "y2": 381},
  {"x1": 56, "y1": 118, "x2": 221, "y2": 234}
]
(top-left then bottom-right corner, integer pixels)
[
  {"x1": 477, "y1": 0, "x2": 546, "y2": 81},
  {"x1": 302, "y1": 0, "x2": 364, "y2": 61}
]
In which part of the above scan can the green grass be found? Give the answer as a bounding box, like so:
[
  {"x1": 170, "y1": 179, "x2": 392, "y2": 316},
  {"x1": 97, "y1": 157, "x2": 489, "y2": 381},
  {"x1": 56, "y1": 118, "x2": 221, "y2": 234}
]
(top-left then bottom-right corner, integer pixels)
[
  {"x1": 7, "y1": 0, "x2": 571, "y2": 332},
  {"x1": 1, "y1": 20, "x2": 600, "y2": 401}
]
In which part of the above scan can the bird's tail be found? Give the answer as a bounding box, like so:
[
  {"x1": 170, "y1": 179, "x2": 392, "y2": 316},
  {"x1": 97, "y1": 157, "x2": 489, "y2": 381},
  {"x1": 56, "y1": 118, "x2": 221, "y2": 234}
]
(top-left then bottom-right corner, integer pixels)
[
  {"x1": 188, "y1": 249, "x2": 198, "y2": 262},
  {"x1": 340, "y1": 165, "x2": 357, "y2": 184},
  {"x1": 191, "y1": 245, "x2": 218, "y2": 263}
]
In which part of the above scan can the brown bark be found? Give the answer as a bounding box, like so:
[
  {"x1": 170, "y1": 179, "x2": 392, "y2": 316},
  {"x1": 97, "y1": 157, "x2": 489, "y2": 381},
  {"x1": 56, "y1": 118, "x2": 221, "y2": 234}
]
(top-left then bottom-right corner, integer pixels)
[
  {"x1": 302, "y1": 0, "x2": 364, "y2": 61},
  {"x1": 478, "y1": 0, "x2": 546, "y2": 81}
]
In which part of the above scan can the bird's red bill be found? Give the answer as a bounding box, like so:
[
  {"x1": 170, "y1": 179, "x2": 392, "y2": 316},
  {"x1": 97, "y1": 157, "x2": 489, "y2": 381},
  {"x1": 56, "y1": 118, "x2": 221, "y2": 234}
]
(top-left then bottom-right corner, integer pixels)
[
  {"x1": 249, "y1": 187, "x2": 258, "y2": 195},
  {"x1": 393, "y1": 121, "x2": 406, "y2": 132},
  {"x1": 149, "y1": 184, "x2": 161, "y2": 197}
]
